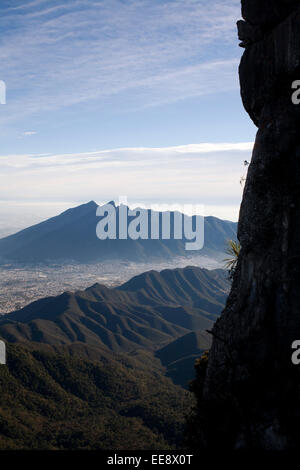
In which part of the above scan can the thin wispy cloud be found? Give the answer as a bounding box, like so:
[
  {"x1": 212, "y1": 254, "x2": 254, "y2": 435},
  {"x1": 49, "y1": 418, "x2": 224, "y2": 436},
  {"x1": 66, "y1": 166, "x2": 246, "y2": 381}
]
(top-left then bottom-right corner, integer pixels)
[
  {"x1": 21, "y1": 131, "x2": 37, "y2": 137},
  {"x1": 0, "y1": 141, "x2": 252, "y2": 221},
  {"x1": 0, "y1": 0, "x2": 250, "y2": 224},
  {"x1": 0, "y1": 0, "x2": 241, "y2": 124}
]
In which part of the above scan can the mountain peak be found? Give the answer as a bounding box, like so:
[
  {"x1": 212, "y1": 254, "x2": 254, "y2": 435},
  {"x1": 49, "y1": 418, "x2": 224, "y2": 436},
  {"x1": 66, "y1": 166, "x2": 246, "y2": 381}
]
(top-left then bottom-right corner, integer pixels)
[
  {"x1": 86, "y1": 200, "x2": 98, "y2": 207},
  {"x1": 0, "y1": 200, "x2": 237, "y2": 263}
]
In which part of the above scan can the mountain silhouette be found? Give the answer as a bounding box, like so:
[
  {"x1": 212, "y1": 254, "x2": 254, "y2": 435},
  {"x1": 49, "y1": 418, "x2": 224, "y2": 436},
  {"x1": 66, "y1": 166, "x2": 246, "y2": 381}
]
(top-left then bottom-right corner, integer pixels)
[{"x1": 0, "y1": 201, "x2": 237, "y2": 263}]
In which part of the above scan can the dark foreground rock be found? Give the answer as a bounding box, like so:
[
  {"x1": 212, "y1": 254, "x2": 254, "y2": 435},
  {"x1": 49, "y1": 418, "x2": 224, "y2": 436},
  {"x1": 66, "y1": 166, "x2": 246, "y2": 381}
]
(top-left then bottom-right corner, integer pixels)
[{"x1": 192, "y1": 1, "x2": 300, "y2": 450}]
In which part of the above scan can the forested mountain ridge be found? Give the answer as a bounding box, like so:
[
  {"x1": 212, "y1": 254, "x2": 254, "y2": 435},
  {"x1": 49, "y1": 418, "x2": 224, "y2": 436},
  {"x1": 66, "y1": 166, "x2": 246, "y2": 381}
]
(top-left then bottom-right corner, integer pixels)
[
  {"x1": 0, "y1": 343, "x2": 191, "y2": 450},
  {"x1": 0, "y1": 267, "x2": 229, "y2": 353}
]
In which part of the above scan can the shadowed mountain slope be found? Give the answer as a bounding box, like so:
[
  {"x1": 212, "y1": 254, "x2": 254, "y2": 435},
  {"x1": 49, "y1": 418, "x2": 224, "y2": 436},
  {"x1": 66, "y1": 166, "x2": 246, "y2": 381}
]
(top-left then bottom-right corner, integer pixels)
[
  {"x1": 156, "y1": 331, "x2": 212, "y2": 388},
  {"x1": 0, "y1": 267, "x2": 229, "y2": 353}
]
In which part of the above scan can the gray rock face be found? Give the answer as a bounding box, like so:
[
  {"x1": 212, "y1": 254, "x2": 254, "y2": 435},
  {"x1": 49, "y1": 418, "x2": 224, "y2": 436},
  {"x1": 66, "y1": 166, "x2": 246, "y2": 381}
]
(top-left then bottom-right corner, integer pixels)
[{"x1": 199, "y1": 1, "x2": 300, "y2": 449}]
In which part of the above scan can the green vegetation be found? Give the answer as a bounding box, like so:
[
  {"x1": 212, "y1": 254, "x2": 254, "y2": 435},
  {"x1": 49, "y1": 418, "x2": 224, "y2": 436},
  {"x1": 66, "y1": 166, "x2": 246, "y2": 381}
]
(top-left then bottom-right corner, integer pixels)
[
  {"x1": 224, "y1": 239, "x2": 241, "y2": 277},
  {"x1": 0, "y1": 267, "x2": 230, "y2": 450},
  {"x1": 0, "y1": 344, "x2": 191, "y2": 450}
]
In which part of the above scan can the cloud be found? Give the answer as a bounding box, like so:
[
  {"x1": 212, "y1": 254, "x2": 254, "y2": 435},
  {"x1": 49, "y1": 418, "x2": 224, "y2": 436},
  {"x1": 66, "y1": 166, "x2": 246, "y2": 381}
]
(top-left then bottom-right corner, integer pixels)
[
  {"x1": 0, "y1": 1, "x2": 247, "y2": 221},
  {"x1": 3, "y1": 0, "x2": 50, "y2": 11},
  {"x1": 0, "y1": 141, "x2": 253, "y2": 221},
  {"x1": 22, "y1": 131, "x2": 37, "y2": 136},
  {"x1": 0, "y1": 0, "x2": 242, "y2": 124}
]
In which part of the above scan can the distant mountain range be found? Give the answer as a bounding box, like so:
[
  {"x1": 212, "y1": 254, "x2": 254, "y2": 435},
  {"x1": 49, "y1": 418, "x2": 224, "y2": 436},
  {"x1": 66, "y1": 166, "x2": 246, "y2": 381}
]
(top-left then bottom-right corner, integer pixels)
[
  {"x1": 0, "y1": 266, "x2": 229, "y2": 357},
  {"x1": 0, "y1": 201, "x2": 237, "y2": 264}
]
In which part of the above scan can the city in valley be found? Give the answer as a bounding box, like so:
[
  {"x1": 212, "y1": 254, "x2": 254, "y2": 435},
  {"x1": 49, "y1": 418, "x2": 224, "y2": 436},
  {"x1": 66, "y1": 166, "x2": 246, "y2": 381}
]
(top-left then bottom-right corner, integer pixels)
[{"x1": 0, "y1": 254, "x2": 221, "y2": 314}]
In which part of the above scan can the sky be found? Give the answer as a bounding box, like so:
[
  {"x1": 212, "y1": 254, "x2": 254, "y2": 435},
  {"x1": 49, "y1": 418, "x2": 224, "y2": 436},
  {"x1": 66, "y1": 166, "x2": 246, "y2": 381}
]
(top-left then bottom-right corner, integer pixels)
[{"x1": 0, "y1": 0, "x2": 257, "y2": 233}]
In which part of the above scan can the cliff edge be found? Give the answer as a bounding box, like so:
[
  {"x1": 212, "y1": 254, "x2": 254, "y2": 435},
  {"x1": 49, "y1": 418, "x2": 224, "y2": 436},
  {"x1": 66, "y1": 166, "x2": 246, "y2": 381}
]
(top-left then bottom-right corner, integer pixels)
[{"x1": 194, "y1": 0, "x2": 300, "y2": 450}]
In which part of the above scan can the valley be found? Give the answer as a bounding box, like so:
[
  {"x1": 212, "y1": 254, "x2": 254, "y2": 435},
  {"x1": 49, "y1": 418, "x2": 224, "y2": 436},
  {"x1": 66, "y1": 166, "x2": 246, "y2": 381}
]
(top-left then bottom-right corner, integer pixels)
[
  {"x1": 0, "y1": 265, "x2": 230, "y2": 449},
  {"x1": 0, "y1": 254, "x2": 222, "y2": 314},
  {"x1": 0, "y1": 266, "x2": 229, "y2": 352},
  {"x1": 0, "y1": 201, "x2": 233, "y2": 449}
]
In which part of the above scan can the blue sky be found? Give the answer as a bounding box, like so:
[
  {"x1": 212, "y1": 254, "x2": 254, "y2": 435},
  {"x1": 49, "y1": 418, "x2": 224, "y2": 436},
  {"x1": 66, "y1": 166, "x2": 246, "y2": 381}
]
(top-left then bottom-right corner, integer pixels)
[{"x1": 0, "y1": 0, "x2": 256, "y2": 229}]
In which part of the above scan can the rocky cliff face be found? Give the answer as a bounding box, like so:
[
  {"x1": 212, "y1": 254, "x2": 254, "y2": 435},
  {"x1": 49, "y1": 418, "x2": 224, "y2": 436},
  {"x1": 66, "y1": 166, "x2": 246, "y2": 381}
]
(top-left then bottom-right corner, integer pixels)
[{"x1": 198, "y1": 1, "x2": 300, "y2": 449}]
